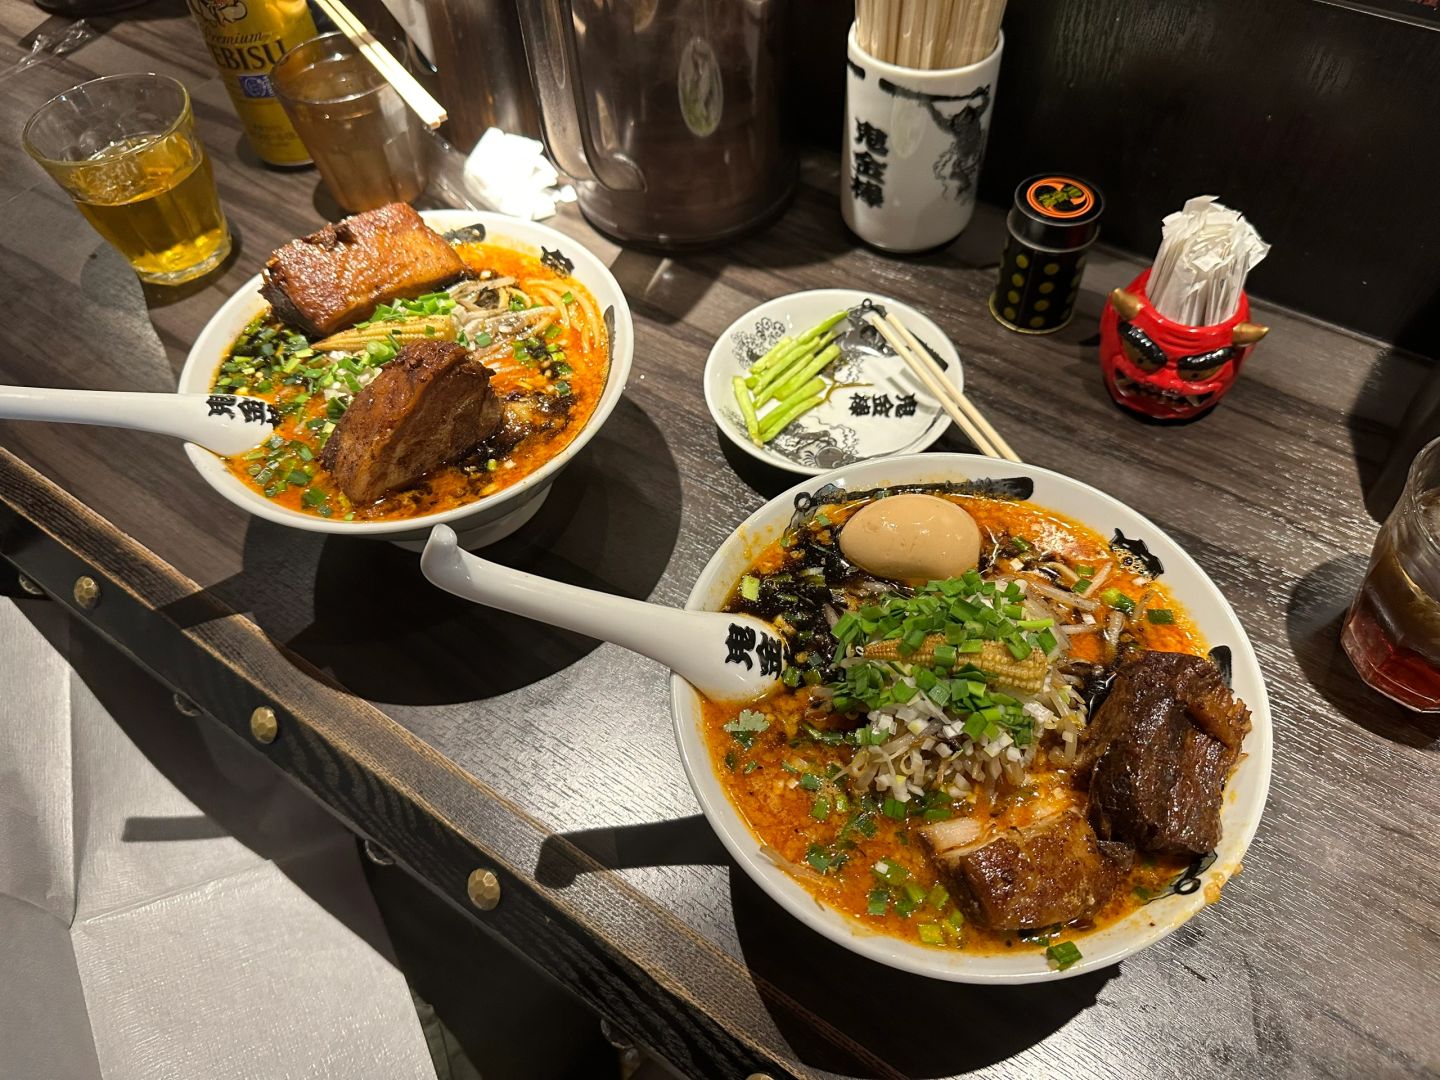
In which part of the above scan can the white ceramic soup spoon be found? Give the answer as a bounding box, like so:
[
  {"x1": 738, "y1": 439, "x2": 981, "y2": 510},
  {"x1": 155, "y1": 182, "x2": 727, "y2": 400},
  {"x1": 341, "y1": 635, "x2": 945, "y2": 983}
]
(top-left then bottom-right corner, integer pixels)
[
  {"x1": 421, "y1": 524, "x2": 784, "y2": 703},
  {"x1": 0, "y1": 386, "x2": 280, "y2": 456}
]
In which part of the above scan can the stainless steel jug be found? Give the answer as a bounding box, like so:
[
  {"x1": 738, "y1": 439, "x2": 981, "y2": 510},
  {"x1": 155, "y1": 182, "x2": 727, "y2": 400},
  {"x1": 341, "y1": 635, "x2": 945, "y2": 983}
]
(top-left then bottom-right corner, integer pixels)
[{"x1": 518, "y1": 0, "x2": 796, "y2": 250}]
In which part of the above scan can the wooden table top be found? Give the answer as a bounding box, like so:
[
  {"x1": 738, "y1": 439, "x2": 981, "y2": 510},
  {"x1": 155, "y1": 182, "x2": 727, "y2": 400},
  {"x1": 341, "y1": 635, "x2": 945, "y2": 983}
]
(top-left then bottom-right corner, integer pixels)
[{"x1": 3, "y1": 4, "x2": 1437, "y2": 1078}]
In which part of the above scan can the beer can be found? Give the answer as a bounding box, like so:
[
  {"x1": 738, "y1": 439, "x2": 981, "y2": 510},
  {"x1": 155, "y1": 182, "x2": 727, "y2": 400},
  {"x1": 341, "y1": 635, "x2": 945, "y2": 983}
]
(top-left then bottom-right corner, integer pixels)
[{"x1": 185, "y1": 0, "x2": 317, "y2": 167}]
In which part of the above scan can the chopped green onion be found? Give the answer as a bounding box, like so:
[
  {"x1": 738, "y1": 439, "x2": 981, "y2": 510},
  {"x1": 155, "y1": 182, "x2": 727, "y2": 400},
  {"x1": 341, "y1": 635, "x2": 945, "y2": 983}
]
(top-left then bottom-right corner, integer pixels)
[
  {"x1": 917, "y1": 923, "x2": 944, "y2": 945},
  {"x1": 740, "y1": 575, "x2": 760, "y2": 601},
  {"x1": 872, "y1": 860, "x2": 910, "y2": 887},
  {"x1": 1099, "y1": 587, "x2": 1136, "y2": 614},
  {"x1": 1045, "y1": 941, "x2": 1083, "y2": 970},
  {"x1": 1146, "y1": 608, "x2": 1174, "y2": 624}
]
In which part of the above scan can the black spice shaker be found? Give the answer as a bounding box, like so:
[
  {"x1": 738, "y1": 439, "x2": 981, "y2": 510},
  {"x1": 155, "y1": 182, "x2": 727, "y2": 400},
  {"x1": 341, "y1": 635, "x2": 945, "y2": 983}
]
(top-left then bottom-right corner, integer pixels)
[{"x1": 989, "y1": 174, "x2": 1104, "y2": 334}]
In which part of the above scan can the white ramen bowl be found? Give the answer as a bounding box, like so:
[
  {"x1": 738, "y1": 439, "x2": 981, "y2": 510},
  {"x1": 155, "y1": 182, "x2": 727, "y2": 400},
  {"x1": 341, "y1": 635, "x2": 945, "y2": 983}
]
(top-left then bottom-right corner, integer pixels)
[
  {"x1": 178, "y1": 210, "x2": 633, "y2": 549},
  {"x1": 669, "y1": 453, "x2": 1272, "y2": 983}
]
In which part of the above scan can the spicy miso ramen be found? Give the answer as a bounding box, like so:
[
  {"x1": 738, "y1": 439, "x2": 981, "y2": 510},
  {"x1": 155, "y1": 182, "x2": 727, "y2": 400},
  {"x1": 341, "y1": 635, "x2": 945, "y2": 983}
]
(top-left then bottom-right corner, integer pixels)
[
  {"x1": 208, "y1": 203, "x2": 610, "y2": 521},
  {"x1": 703, "y1": 481, "x2": 1252, "y2": 969}
]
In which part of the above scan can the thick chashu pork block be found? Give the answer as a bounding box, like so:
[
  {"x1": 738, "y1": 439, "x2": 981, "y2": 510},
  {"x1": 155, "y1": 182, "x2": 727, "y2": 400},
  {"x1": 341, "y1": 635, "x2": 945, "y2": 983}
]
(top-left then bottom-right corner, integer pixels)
[
  {"x1": 1082, "y1": 651, "x2": 1251, "y2": 857},
  {"x1": 922, "y1": 797, "x2": 1130, "y2": 930},
  {"x1": 260, "y1": 203, "x2": 467, "y2": 338},
  {"x1": 320, "y1": 340, "x2": 502, "y2": 504}
]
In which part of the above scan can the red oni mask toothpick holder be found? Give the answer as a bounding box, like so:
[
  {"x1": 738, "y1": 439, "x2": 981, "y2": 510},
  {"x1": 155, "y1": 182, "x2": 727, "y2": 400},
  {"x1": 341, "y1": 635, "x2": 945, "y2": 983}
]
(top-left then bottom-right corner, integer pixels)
[{"x1": 1099, "y1": 269, "x2": 1268, "y2": 420}]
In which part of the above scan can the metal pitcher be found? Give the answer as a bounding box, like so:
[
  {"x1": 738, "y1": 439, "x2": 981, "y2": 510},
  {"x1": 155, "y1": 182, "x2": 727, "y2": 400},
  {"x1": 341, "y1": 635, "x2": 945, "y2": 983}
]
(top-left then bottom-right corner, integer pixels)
[{"x1": 518, "y1": 0, "x2": 796, "y2": 250}]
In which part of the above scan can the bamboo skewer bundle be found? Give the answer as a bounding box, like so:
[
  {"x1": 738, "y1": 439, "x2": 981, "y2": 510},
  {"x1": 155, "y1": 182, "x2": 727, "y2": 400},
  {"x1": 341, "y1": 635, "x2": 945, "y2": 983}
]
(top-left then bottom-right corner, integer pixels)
[{"x1": 856, "y1": 0, "x2": 1006, "y2": 69}]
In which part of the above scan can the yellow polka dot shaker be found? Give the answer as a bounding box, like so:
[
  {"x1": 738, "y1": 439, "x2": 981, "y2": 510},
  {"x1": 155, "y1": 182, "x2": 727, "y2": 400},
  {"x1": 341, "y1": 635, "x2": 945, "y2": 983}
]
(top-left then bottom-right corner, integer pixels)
[{"x1": 989, "y1": 174, "x2": 1103, "y2": 334}]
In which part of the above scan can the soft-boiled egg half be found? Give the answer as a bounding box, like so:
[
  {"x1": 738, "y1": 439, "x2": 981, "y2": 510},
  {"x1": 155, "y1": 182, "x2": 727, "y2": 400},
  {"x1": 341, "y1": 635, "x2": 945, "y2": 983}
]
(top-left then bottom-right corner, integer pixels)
[{"x1": 838, "y1": 493, "x2": 981, "y2": 584}]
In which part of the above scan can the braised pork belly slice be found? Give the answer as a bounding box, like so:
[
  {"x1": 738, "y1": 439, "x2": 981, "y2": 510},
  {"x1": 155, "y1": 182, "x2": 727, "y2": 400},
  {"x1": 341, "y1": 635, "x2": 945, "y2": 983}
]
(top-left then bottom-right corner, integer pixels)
[
  {"x1": 921, "y1": 793, "x2": 1131, "y2": 931},
  {"x1": 260, "y1": 203, "x2": 467, "y2": 338},
  {"x1": 1082, "y1": 651, "x2": 1251, "y2": 858},
  {"x1": 320, "y1": 340, "x2": 503, "y2": 504}
]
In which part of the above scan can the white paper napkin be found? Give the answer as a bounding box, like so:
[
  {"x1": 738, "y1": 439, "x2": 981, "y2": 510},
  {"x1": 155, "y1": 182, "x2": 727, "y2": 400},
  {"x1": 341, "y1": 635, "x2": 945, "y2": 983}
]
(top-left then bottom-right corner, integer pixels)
[
  {"x1": 0, "y1": 599, "x2": 435, "y2": 1080},
  {"x1": 462, "y1": 127, "x2": 577, "y2": 221}
]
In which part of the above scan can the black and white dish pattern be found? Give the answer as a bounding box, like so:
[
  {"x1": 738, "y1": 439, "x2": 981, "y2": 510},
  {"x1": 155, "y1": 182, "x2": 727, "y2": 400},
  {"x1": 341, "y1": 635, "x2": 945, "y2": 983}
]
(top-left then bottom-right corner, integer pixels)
[{"x1": 719, "y1": 302, "x2": 951, "y2": 472}]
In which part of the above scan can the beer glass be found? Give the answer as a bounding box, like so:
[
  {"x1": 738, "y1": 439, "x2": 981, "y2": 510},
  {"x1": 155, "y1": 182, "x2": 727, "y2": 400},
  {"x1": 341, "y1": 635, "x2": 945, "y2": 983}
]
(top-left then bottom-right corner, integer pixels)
[
  {"x1": 271, "y1": 33, "x2": 430, "y2": 213},
  {"x1": 1342, "y1": 436, "x2": 1440, "y2": 712},
  {"x1": 23, "y1": 73, "x2": 231, "y2": 285}
]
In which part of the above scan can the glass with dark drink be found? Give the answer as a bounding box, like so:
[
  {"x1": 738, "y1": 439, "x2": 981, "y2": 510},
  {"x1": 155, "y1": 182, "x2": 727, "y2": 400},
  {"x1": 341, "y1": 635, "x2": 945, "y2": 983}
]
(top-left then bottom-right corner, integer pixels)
[{"x1": 1342, "y1": 437, "x2": 1440, "y2": 711}]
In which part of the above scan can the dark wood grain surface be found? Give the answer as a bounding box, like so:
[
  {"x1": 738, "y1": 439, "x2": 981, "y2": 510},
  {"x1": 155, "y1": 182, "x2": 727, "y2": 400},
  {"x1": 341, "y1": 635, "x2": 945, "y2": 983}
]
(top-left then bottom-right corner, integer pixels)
[{"x1": 2, "y1": 5, "x2": 1438, "y2": 1078}]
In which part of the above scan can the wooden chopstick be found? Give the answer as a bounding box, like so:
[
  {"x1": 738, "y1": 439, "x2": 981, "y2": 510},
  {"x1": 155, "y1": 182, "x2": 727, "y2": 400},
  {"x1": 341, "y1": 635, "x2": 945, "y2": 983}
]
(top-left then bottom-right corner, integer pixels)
[
  {"x1": 884, "y1": 312, "x2": 1021, "y2": 461},
  {"x1": 864, "y1": 311, "x2": 1022, "y2": 463},
  {"x1": 311, "y1": 0, "x2": 447, "y2": 129}
]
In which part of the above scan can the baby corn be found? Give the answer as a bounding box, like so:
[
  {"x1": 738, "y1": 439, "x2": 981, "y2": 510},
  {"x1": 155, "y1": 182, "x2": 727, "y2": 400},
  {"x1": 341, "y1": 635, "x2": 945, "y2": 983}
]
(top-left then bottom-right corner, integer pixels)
[
  {"x1": 313, "y1": 314, "x2": 458, "y2": 353},
  {"x1": 861, "y1": 634, "x2": 1048, "y2": 694}
]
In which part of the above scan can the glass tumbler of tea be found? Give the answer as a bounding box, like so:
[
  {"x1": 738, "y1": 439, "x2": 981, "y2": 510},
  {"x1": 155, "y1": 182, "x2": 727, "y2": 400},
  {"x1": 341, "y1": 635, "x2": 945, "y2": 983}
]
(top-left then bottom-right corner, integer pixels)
[
  {"x1": 1342, "y1": 436, "x2": 1440, "y2": 711},
  {"x1": 23, "y1": 73, "x2": 231, "y2": 285},
  {"x1": 271, "y1": 33, "x2": 431, "y2": 213}
]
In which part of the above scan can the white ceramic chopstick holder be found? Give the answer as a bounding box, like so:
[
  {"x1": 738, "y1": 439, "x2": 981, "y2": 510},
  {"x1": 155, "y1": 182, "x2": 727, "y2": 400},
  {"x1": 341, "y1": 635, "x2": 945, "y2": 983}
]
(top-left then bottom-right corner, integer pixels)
[{"x1": 842, "y1": 24, "x2": 1003, "y2": 252}]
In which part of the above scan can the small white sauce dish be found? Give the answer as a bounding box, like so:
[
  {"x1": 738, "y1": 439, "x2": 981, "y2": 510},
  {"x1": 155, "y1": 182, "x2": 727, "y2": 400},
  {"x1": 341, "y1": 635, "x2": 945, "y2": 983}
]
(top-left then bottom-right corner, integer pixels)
[{"x1": 703, "y1": 288, "x2": 963, "y2": 476}]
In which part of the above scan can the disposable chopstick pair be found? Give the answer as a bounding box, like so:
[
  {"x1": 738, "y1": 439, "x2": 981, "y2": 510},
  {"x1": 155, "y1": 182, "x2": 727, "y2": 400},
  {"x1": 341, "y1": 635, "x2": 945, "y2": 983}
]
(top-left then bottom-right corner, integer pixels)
[
  {"x1": 863, "y1": 311, "x2": 1022, "y2": 463},
  {"x1": 310, "y1": 0, "x2": 447, "y2": 129}
]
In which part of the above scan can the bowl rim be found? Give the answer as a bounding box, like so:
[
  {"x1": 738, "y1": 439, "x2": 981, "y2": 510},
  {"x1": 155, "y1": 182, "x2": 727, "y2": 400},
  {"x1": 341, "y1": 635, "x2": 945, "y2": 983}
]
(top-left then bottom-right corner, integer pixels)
[
  {"x1": 702, "y1": 288, "x2": 964, "y2": 477},
  {"x1": 177, "y1": 209, "x2": 633, "y2": 536},
  {"x1": 668, "y1": 452, "x2": 1273, "y2": 983}
]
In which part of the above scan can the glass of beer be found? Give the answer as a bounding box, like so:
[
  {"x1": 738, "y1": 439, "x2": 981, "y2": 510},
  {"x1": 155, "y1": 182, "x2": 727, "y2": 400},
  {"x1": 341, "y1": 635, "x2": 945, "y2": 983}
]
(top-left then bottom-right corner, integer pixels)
[
  {"x1": 1342, "y1": 436, "x2": 1440, "y2": 712},
  {"x1": 271, "y1": 33, "x2": 430, "y2": 213},
  {"x1": 23, "y1": 73, "x2": 231, "y2": 286}
]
